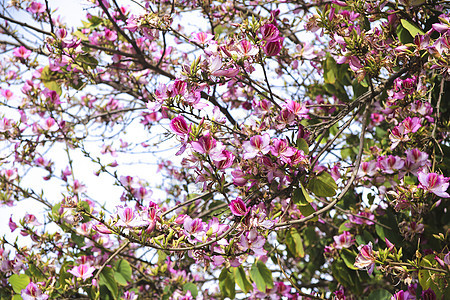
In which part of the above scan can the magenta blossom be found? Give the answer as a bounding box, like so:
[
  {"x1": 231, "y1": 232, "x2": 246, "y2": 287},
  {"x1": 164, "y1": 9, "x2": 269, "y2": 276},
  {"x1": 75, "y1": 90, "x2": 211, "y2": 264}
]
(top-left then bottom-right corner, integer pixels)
[
  {"x1": 417, "y1": 171, "x2": 450, "y2": 198},
  {"x1": 421, "y1": 288, "x2": 436, "y2": 300},
  {"x1": 270, "y1": 138, "x2": 295, "y2": 164},
  {"x1": 349, "y1": 211, "x2": 375, "y2": 225},
  {"x1": 27, "y1": 2, "x2": 46, "y2": 14},
  {"x1": 260, "y1": 24, "x2": 280, "y2": 42},
  {"x1": 391, "y1": 290, "x2": 411, "y2": 300},
  {"x1": 229, "y1": 198, "x2": 249, "y2": 216},
  {"x1": 169, "y1": 115, "x2": 191, "y2": 137},
  {"x1": 68, "y1": 263, "x2": 96, "y2": 280},
  {"x1": 264, "y1": 40, "x2": 283, "y2": 56},
  {"x1": 238, "y1": 229, "x2": 267, "y2": 256},
  {"x1": 13, "y1": 46, "x2": 32, "y2": 59}
]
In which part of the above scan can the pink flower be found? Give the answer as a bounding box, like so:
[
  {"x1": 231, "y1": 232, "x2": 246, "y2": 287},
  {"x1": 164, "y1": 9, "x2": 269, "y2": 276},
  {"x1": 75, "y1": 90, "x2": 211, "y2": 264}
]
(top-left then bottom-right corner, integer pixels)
[
  {"x1": 27, "y1": 2, "x2": 46, "y2": 14},
  {"x1": 242, "y1": 133, "x2": 271, "y2": 159},
  {"x1": 104, "y1": 29, "x2": 117, "y2": 41},
  {"x1": 403, "y1": 148, "x2": 429, "y2": 176},
  {"x1": 116, "y1": 206, "x2": 146, "y2": 227},
  {"x1": 270, "y1": 138, "x2": 295, "y2": 164},
  {"x1": 421, "y1": 288, "x2": 437, "y2": 300},
  {"x1": 354, "y1": 242, "x2": 376, "y2": 274},
  {"x1": 349, "y1": 211, "x2": 375, "y2": 225},
  {"x1": 171, "y1": 80, "x2": 187, "y2": 96},
  {"x1": 68, "y1": 263, "x2": 96, "y2": 280},
  {"x1": 260, "y1": 24, "x2": 280, "y2": 42},
  {"x1": 21, "y1": 282, "x2": 48, "y2": 300},
  {"x1": 13, "y1": 46, "x2": 32, "y2": 59},
  {"x1": 183, "y1": 216, "x2": 206, "y2": 241},
  {"x1": 385, "y1": 238, "x2": 395, "y2": 252},
  {"x1": 283, "y1": 99, "x2": 309, "y2": 118},
  {"x1": 264, "y1": 40, "x2": 282, "y2": 56},
  {"x1": 229, "y1": 198, "x2": 249, "y2": 216},
  {"x1": 1, "y1": 168, "x2": 18, "y2": 181},
  {"x1": 191, "y1": 32, "x2": 214, "y2": 44},
  {"x1": 378, "y1": 155, "x2": 404, "y2": 174},
  {"x1": 357, "y1": 160, "x2": 377, "y2": 178},
  {"x1": 238, "y1": 229, "x2": 267, "y2": 256},
  {"x1": 9, "y1": 216, "x2": 17, "y2": 232},
  {"x1": 232, "y1": 169, "x2": 248, "y2": 186},
  {"x1": 122, "y1": 290, "x2": 138, "y2": 300},
  {"x1": 333, "y1": 231, "x2": 354, "y2": 249},
  {"x1": 169, "y1": 115, "x2": 190, "y2": 137},
  {"x1": 1, "y1": 89, "x2": 14, "y2": 101},
  {"x1": 236, "y1": 40, "x2": 259, "y2": 57},
  {"x1": 417, "y1": 171, "x2": 450, "y2": 198},
  {"x1": 389, "y1": 125, "x2": 409, "y2": 150},
  {"x1": 93, "y1": 223, "x2": 112, "y2": 234},
  {"x1": 40, "y1": 117, "x2": 59, "y2": 132},
  {"x1": 391, "y1": 290, "x2": 411, "y2": 300},
  {"x1": 401, "y1": 117, "x2": 421, "y2": 133},
  {"x1": 214, "y1": 150, "x2": 235, "y2": 169}
]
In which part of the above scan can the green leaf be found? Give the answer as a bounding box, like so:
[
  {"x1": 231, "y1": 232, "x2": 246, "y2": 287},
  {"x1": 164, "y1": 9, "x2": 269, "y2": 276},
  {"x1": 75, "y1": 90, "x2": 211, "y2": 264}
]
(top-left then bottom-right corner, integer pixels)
[
  {"x1": 366, "y1": 289, "x2": 392, "y2": 300},
  {"x1": 71, "y1": 232, "x2": 85, "y2": 247},
  {"x1": 183, "y1": 282, "x2": 198, "y2": 297},
  {"x1": 286, "y1": 228, "x2": 305, "y2": 258},
  {"x1": 42, "y1": 80, "x2": 62, "y2": 96},
  {"x1": 99, "y1": 267, "x2": 118, "y2": 299},
  {"x1": 291, "y1": 189, "x2": 305, "y2": 205},
  {"x1": 233, "y1": 266, "x2": 253, "y2": 294},
  {"x1": 8, "y1": 274, "x2": 30, "y2": 294},
  {"x1": 28, "y1": 264, "x2": 45, "y2": 281},
  {"x1": 418, "y1": 269, "x2": 431, "y2": 290},
  {"x1": 340, "y1": 249, "x2": 359, "y2": 270},
  {"x1": 308, "y1": 172, "x2": 337, "y2": 197},
  {"x1": 114, "y1": 259, "x2": 132, "y2": 286},
  {"x1": 77, "y1": 54, "x2": 99, "y2": 69},
  {"x1": 324, "y1": 54, "x2": 337, "y2": 84},
  {"x1": 12, "y1": 295, "x2": 22, "y2": 300},
  {"x1": 219, "y1": 268, "x2": 235, "y2": 299},
  {"x1": 400, "y1": 19, "x2": 425, "y2": 38},
  {"x1": 298, "y1": 203, "x2": 318, "y2": 221},
  {"x1": 73, "y1": 30, "x2": 88, "y2": 41},
  {"x1": 250, "y1": 260, "x2": 273, "y2": 292},
  {"x1": 296, "y1": 138, "x2": 309, "y2": 154},
  {"x1": 396, "y1": 24, "x2": 413, "y2": 44},
  {"x1": 157, "y1": 250, "x2": 168, "y2": 264},
  {"x1": 292, "y1": 184, "x2": 313, "y2": 206},
  {"x1": 339, "y1": 222, "x2": 352, "y2": 233},
  {"x1": 58, "y1": 263, "x2": 72, "y2": 290}
]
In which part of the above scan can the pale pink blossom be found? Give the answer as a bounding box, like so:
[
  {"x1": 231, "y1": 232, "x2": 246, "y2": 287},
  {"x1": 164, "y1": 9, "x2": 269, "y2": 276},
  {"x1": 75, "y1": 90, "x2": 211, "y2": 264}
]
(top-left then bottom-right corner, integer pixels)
[
  {"x1": 21, "y1": 282, "x2": 48, "y2": 300},
  {"x1": 333, "y1": 231, "x2": 354, "y2": 249},
  {"x1": 417, "y1": 171, "x2": 450, "y2": 198},
  {"x1": 378, "y1": 155, "x2": 404, "y2": 174},
  {"x1": 242, "y1": 133, "x2": 271, "y2": 159},
  {"x1": 68, "y1": 263, "x2": 96, "y2": 280},
  {"x1": 354, "y1": 242, "x2": 376, "y2": 274},
  {"x1": 191, "y1": 32, "x2": 214, "y2": 44}
]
